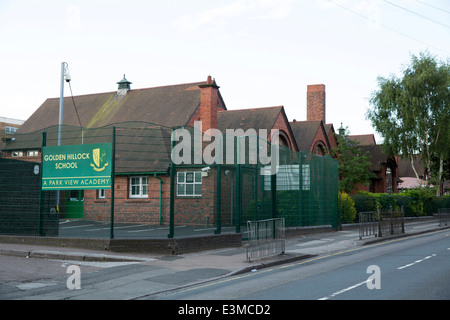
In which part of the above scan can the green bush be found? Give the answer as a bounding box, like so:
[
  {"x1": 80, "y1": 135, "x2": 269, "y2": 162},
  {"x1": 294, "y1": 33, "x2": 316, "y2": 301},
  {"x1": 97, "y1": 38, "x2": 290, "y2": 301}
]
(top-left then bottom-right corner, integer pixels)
[
  {"x1": 340, "y1": 192, "x2": 357, "y2": 223},
  {"x1": 352, "y1": 192, "x2": 378, "y2": 213},
  {"x1": 350, "y1": 188, "x2": 450, "y2": 219}
]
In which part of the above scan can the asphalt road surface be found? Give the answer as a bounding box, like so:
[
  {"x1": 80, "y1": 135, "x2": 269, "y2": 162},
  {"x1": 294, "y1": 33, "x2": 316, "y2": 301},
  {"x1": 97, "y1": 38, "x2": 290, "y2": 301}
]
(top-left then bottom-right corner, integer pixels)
[{"x1": 148, "y1": 229, "x2": 450, "y2": 300}]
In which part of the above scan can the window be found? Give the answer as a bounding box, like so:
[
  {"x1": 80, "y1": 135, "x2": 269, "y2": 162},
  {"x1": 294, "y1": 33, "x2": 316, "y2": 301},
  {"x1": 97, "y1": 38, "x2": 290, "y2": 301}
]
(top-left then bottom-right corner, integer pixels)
[
  {"x1": 11, "y1": 151, "x2": 23, "y2": 157},
  {"x1": 177, "y1": 172, "x2": 202, "y2": 196},
  {"x1": 5, "y1": 126, "x2": 18, "y2": 134},
  {"x1": 129, "y1": 176, "x2": 148, "y2": 198},
  {"x1": 27, "y1": 150, "x2": 39, "y2": 156},
  {"x1": 69, "y1": 190, "x2": 84, "y2": 201},
  {"x1": 98, "y1": 189, "x2": 106, "y2": 199}
]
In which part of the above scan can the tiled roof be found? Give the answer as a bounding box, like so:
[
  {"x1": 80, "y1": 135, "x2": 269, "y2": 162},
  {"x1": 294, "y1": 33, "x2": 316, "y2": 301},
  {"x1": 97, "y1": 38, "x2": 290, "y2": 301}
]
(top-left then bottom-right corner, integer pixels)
[
  {"x1": 289, "y1": 120, "x2": 322, "y2": 152},
  {"x1": 3, "y1": 81, "x2": 214, "y2": 172},
  {"x1": 348, "y1": 134, "x2": 376, "y2": 145},
  {"x1": 398, "y1": 156, "x2": 425, "y2": 178},
  {"x1": 359, "y1": 144, "x2": 396, "y2": 172},
  {"x1": 17, "y1": 82, "x2": 209, "y2": 135},
  {"x1": 217, "y1": 106, "x2": 282, "y2": 135},
  {"x1": 398, "y1": 177, "x2": 427, "y2": 189}
]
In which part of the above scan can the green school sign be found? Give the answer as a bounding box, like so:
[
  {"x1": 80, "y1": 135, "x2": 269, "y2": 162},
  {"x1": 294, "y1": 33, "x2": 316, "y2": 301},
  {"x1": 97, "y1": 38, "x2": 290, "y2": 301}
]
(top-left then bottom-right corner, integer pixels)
[{"x1": 42, "y1": 143, "x2": 112, "y2": 190}]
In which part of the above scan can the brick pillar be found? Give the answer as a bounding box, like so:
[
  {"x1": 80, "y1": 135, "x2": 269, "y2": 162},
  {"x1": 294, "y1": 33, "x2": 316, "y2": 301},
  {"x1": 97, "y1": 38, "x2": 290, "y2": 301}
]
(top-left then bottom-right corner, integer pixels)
[
  {"x1": 307, "y1": 84, "x2": 326, "y2": 123},
  {"x1": 199, "y1": 76, "x2": 219, "y2": 132}
]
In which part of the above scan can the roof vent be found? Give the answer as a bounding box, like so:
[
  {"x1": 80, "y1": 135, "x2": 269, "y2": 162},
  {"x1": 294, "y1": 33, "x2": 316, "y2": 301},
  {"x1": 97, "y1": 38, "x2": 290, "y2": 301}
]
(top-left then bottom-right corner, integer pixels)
[{"x1": 117, "y1": 74, "x2": 132, "y2": 95}]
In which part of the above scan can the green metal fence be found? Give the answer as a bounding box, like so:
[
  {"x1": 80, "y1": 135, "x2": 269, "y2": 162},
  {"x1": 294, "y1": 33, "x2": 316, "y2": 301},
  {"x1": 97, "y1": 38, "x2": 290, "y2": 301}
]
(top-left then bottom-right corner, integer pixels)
[
  {"x1": 1, "y1": 122, "x2": 339, "y2": 239},
  {"x1": 170, "y1": 129, "x2": 340, "y2": 239}
]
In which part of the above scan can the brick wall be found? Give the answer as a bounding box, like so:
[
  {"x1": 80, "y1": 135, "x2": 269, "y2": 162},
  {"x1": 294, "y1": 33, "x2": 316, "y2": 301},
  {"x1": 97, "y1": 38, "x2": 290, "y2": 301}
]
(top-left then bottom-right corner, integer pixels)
[
  {"x1": 0, "y1": 233, "x2": 242, "y2": 254},
  {"x1": 83, "y1": 171, "x2": 221, "y2": 227},
  {"x1": 174, "y1": 168, "x2": 217, "y2": 226},
  {"x1": 0, "y1": 118, "x2": 23, "y2": 150},
  {"x1": 83, "y1": 175, "x2": 171, "y2": 224},
  {"x1": 310, "y1": 124, "x2": 330, "y2": 155}
]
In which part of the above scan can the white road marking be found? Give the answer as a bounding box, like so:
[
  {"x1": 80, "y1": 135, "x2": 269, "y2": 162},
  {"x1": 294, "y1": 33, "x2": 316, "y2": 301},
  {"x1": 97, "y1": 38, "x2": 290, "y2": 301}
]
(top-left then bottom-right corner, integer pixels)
[
  {"x1": 127, "y1": 228, "x2": 156, "y2": 233},
  {"x1": 397, "y1": 254, "x2": 436, "y2": 270},
  {"x1": 318, "y1": 280, "x2": 369, "y2": 300},
  {"x1": 60, "y1": 224, "x2": 95, "y2": 229},
  {"x1": 17, "y1": 282, "x2": 57, "y2": 291}
]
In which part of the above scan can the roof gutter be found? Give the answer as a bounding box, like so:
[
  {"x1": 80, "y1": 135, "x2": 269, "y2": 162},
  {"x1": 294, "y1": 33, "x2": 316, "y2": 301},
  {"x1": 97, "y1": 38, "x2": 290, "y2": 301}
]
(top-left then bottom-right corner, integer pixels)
[{"x1": 115, "y1": 171, "x2": 168, "y2": 176}]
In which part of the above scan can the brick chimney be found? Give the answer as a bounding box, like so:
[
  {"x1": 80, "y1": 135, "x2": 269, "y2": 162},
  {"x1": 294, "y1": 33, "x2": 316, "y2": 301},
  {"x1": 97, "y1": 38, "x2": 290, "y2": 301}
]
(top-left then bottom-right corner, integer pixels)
[
  {"x1": 307, "y1": 84, "x2": 326, "y2": 123},
  {"x1": 198, "y1": 75, "x2": 219, "y2": 132}
]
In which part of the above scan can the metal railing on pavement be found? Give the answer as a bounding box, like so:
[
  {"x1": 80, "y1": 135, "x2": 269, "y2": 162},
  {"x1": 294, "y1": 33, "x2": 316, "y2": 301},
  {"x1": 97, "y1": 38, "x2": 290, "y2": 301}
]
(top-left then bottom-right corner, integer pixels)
[{"x1": 246, "y1": 218, "x2": 285, "y2": 262}]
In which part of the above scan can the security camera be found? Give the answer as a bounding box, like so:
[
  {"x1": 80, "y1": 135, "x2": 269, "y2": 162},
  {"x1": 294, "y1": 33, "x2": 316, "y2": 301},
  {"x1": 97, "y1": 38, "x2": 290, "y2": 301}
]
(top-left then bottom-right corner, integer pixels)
[
  {"x1": 201, "y1": 166, "x2": 211, "y2": 172},
  {"x1": 65, "y1": 72, "x2": 71, "y2": 82}
]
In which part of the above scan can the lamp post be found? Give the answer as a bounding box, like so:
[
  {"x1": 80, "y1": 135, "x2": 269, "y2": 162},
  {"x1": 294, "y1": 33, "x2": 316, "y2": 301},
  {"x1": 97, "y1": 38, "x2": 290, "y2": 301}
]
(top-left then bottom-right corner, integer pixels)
[
  {"x1": 58, "y1": 62, "x2": 71, "y2": 146},
  {"x1": 56, "y1": 62, "x2": 71, "y2": 208}
]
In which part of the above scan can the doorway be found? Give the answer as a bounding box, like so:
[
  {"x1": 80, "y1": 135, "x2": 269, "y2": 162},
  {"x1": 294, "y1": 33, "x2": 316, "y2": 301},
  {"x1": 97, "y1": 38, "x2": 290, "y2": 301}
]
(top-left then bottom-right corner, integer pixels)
[{"x1": 64, "y1": 190, "x2": 84, "y2": 219}]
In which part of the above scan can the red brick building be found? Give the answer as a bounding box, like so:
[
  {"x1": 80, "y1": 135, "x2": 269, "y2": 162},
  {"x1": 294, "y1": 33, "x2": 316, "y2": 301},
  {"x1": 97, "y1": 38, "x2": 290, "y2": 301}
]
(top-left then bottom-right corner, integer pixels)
[
  {"x1": 2, "y1": 76, "x2": 401, "y2": 226},
  {"x1": 0, "y1": 116, "x2": 24, "y2": 151},
  {"x1": 348, "y1": 134, "x2": 399, "y2": 194},
  {"x1": 2, "y1": 76, "x2": 302, "y2": 225}
]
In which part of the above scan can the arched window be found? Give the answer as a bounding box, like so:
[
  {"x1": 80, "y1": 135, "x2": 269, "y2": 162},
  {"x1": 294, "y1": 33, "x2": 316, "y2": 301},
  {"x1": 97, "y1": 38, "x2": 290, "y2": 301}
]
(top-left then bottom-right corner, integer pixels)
[
  {"x1": 312, "y1": 140, "x2": 327, "y2": 156},
  {"x1": 279, "y1": 134, "x2": 289, "y2": 147}
]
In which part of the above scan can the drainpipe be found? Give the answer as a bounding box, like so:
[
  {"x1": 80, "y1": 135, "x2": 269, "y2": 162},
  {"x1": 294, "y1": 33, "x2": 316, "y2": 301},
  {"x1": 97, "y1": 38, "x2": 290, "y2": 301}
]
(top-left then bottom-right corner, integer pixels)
[{"x1": 154, "y1": 173, "x2": 163, "y2": 225}]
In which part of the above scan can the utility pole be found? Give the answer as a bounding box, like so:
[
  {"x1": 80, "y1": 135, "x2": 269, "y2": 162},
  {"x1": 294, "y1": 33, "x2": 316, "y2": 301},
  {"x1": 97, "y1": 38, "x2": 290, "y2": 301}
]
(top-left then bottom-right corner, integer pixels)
[
  {"x1": 56, "y1": 62, "x2": 71, "y2": 208},
  {"x1": 58, "y1": 62, "x2": 71, "y2": 146}
]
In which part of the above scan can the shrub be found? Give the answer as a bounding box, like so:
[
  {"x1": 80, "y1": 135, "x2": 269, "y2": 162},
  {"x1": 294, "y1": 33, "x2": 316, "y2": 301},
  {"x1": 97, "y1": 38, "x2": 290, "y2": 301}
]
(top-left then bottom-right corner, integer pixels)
[
  {"x1": 340, "y1": 192, "x2": 357, "y2": 223},
  {"x1": 350, "y1": 188, "x2": 450, "y2": 219},
  {"x1": 400, "y1": 188, "x2": 435, "y2": 216},
  {"x1": 352, "y1": 192, "x2": 379, "y2": 213}
]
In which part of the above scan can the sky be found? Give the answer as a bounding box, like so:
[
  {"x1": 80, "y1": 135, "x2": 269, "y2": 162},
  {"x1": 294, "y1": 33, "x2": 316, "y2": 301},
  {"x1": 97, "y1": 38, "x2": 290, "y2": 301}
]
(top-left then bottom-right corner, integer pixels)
[{"x1": 0, "y1": 0, "x2": 449, "y2": 142}]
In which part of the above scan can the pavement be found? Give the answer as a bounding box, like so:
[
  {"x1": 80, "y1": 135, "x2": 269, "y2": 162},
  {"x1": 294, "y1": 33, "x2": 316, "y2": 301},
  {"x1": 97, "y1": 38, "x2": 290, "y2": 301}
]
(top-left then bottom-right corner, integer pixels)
[{"x1": 0, "y1": 217, "x2": 448, "y2": 300}]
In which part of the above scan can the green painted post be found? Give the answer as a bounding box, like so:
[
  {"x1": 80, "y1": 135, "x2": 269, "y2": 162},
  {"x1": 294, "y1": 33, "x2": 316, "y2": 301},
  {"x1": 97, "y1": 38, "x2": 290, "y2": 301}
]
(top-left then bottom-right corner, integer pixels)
[
  {"x1": 168, "y1": 133, "x2": 175, "y2": 238},
  {"x1": 215, "y1": 163, "x2": 222, "y2": 234},
  {"x1": 298, "y1": 152, "x2": 303, "y2": 226},
  {"x1": 271, "y1": 168, "x2": 277, "y2": 219},
  {"x1": 38, "y1": 132, "x2": 47, "y2": 236},
  {"x1": 235, "y1": 164, "x2": 241, "y2": 234},
  {"x1": 254, "y1": 138, "x2": 259, "y2": 221},
  {"x1": 321, "y1": 156, "x2": 325, "y2": 225},
  {"x1": 110, "y1": 126, "x2": 116, "y2": 239}
]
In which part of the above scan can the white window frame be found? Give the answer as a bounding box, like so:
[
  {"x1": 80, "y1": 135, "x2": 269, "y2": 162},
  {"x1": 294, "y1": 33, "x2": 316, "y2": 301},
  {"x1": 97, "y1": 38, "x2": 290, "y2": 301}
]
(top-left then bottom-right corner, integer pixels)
[
  {"x1": 5, "y1": 126, "x2": 18, "y2": 134},
  {"x1": 11, "y1": 151, "x2": 23, "y2": 157},
  {"x1": 177, "y1": 171, "x2": 202, "y2": 196},
  {"x1": 98, "y1": 189, "x2": 106, "y2": 199},
  {"x1": 27, "y1": 150, "x2": 39, "y2": 156},
  {"x1": 129, "y1": 176, "x2": 148, "y2": 199}
]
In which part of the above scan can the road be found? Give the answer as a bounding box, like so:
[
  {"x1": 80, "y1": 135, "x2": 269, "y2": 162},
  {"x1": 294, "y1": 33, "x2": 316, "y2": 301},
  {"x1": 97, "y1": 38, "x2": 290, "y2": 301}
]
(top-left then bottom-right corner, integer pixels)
[{"x1": 146, "y1": 230, "x2": 450, "y2": 300}]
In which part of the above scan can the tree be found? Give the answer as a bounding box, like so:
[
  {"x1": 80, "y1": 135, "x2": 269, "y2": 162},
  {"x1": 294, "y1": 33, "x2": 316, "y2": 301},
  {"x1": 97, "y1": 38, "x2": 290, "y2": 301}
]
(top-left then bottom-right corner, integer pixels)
[
  {"x1": 367, "y1": 51, "x2": 450, "y2": 195},
  {"x1": 331, "y1": 128, "x2": 373, "y2": 193}
]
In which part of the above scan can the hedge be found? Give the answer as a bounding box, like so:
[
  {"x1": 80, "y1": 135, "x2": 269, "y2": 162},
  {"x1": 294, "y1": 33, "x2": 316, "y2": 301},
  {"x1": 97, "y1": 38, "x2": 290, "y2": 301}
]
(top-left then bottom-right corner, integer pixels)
[{"x1": 351, "y1": 189, "x2": 450, "y2": 219}]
